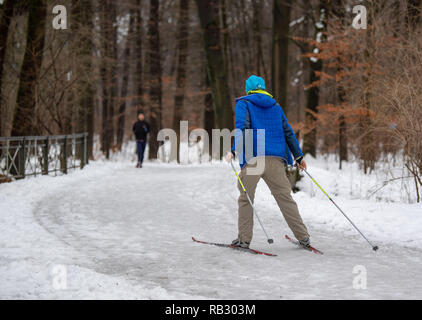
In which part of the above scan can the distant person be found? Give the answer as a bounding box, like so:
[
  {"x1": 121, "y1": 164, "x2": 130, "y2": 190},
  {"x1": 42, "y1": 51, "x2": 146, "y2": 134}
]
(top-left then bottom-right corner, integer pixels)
[
  {"x1": 226, "y1": 75, "x2": 310, "y2": 249},
  {"x1": 133, "y1": 111, "x2": 150, "y2": 168}
]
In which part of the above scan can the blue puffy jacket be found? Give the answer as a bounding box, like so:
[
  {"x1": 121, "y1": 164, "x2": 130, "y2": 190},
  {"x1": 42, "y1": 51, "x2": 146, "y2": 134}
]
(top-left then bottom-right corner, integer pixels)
[{"x1": 232, "y1": 91, "x2": 303, "y2": 168}]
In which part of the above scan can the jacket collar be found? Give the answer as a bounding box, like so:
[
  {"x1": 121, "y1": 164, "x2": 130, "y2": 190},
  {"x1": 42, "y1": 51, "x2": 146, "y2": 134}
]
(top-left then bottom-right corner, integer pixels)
[{"x1": 247, "y1": 89, "x2": 273, "y2": 98}]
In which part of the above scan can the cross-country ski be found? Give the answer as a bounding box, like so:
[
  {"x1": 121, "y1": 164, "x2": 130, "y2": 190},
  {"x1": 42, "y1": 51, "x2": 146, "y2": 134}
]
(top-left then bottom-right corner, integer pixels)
[
  {"x1": 284, "y1": 235, "x2": 324, "y2": 255},
  {"x1": 192, "y1": 237, "x2": 277, "y2": 257}
]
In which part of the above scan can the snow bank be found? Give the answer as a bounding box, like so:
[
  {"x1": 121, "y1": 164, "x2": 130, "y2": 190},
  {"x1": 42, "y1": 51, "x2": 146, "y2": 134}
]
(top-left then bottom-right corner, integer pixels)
[
  {"x1": 0, "y1": 162, "x2": 203, "y2": 299},
  {"x1": 253, "y1": 154, "x2": 422, "y2": 249}
]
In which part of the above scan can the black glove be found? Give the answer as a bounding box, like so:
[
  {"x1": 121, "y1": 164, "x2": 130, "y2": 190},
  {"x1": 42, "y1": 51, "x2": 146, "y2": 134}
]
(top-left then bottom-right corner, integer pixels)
[{"x1": 295, "y1": 156, "x2": 304, "y2": 165}]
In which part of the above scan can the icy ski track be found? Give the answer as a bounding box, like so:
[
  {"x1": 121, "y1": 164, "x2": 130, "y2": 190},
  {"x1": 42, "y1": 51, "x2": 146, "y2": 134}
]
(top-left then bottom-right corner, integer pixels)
[{"x1": 8, "y1": 163, "x2": 422, "y2": 299}]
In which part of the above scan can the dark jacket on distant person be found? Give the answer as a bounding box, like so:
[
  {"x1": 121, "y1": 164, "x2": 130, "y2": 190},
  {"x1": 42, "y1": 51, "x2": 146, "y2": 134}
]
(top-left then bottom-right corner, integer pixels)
[{"x1": 133, "y1": 120, "x2": 150, "y2": 141}]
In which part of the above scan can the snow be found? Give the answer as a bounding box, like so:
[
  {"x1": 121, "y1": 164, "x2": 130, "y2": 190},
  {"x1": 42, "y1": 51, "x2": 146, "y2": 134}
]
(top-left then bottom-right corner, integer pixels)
[
  {"x1": 310, "y1": 48, "x2": 319, "y2": 63},
  {"x1": 289, "y1": 16, "x2": 305, "y2": 28},
  {"x1": 1, "y1": 156, "x2": 421, "y2": 299},
  {"x1": 295, "y1": 155, "x2": 422, "y2": 248}
]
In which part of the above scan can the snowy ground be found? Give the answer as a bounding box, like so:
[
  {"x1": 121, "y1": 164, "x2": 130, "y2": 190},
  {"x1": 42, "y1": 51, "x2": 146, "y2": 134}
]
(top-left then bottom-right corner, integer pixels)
[{"x1": 0, "y1": 157, "x2": 421, "y2": 299}]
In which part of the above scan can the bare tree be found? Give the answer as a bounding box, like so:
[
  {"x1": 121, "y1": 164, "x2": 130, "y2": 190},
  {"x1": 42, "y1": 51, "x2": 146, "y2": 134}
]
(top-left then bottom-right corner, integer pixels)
[
  {"x1": 147, "y1": 0, "x2": 163, "y2": 159},
  {"x1": 0, "y1": 0, "x2": 16, "y2": 136},
  {"x1": 99, "y1": 0, "x2": 118, "y2": 159},
  {"x1": 272, "y1": 0, "x2": 291, "y2": 112},
  {"x1": 72, "y1": 0, "x2": 94, "y2": 158},
  {"x1": 195, "y1": 0, "x2": 233, "y2": 132},
  {"x1": 117, "y1": 8, "x2": 135, "y2": 149},
  {"x1": 12, "y1": 0, "x2": 47, "y2": 136},
  {"x1": 133, "y1": 0, "x2": 145, "y2": 114},
  {"x1": 252, "y1": 0, "x2": 268, "y2": 79},
  {"x1": 302, "y1": 0, "x2": 327, "y2": 157},
  {"x1": 172, "y1": 0, "x2": 190, "y2": 162}
]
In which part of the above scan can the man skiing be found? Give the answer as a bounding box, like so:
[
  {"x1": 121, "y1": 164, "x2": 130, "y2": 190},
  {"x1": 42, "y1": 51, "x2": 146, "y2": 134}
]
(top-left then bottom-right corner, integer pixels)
[
  {"x1": 133, "y1": 111, "x2": 150, "y2": 168},
  {"x1": 226, "y1": 75, "x2": 310, "y2": 249}
]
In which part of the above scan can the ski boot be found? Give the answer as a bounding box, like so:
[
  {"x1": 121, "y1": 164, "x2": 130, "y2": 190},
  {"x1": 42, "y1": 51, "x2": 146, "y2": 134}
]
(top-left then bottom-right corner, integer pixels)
[
  {"x1": 231, "y1": 239, "x2": 250, "y2": 249},
  {"x1": 298, "y1": 236, "x2": 311, "y2": 248}
]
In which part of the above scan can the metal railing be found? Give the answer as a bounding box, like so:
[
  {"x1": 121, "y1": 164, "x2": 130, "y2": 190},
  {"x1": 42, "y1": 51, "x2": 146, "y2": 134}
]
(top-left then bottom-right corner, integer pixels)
[{"x1": 0, "y1": 133, "x2": 89, "y2": 182}]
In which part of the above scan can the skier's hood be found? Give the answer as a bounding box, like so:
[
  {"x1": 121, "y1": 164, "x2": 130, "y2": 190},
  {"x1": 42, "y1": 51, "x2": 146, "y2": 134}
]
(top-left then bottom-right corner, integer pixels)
[{"x1": 236, "y1": 91, "x2": 277, "y2": 108}]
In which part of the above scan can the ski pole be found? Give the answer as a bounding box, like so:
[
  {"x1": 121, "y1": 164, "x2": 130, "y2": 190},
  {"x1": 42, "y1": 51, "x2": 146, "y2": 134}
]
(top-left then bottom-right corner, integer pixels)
[
  {"x1": 302, "y1": 169, "x2": 379, "y2": 251},
  {"x1": 230, "y1": 160, "x2": 274, "y2": 244}
]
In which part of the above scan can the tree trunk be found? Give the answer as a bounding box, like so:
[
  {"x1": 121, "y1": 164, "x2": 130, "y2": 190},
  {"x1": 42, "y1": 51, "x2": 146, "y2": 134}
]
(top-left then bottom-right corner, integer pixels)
[
  {"x1": 252, "y1": 0, "x2": 267, "y2": 79},
  {"x1": 72, "y1": 0, "x2": 94, "y2": 158},
  {"x1": 237, "y1": 0, "x2": 252, "y2": 74},
  {"x1": 172, "y1": 0, "x2": 190, "y2": 162},
  {"x1": 332, "y1": 0, "x2": 348, "y2": 169},
  {"x1": 220, "y1": 0, "x2": 237, "y2": 99},
  {"x1": 147, "y1": 0, "x2": 163, "y2": 160},
  {"x1": 272, "y1": 0, "x2": 291, "y2": 112},
  {"x1": 195, "y1": 0, "x2": 233, "y2": 133},
  {"x1": 360, "y1": 1, "x2": 379, "y2": 173},
  {"x1": 117, "y1": 9, "x2": 135, "y2": 149},
  {"x1": 337, "y1": 62, "x2": 348, "y2": 168},
  {"x1": 108, "y1": 1, "x2": 118, "y2": 155},
  {"x1": 100, "y1": 0, "x2": 118, "y2": 159},
  {"x1": 302, "y1": 59, "x2": 321, "y2": 157},
  {"x1": 11, "y1": 0, "x2": 47, "y2": 136},
  {"x1": 303, "y1": 0, "x2": 328, "y2": 157},
  {"x1": 100, "y1": 0, "x2": 117, "y2": 159},
  {"x1": 0, "y1": 0, "x2": 15, "y2": 136},
  {"x1": 203, "y1": 71, "x2": 215, "y2": 138},
  {"x1": 100, "y1": 0, "x2": 110, "y2": 156},
  {"x1": 134, "y1": 0, "x2": 144, "y2": 114}
]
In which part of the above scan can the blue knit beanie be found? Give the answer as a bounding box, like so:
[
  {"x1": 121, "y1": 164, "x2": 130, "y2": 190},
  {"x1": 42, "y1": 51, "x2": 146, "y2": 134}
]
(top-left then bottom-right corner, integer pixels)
[{"x1": 245, "y1": 75, "x2": 266, "y2": 94}]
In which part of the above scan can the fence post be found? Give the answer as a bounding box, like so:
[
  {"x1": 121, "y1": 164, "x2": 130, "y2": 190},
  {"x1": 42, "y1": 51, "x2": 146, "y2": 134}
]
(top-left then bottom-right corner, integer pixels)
[
  {"x1": 85, "y1": 133, "x2": 89, "y2": 165},
  {"x1": 80, "y1": 134, "x2": 85, "y2": 169},
  {"x1": 62, "y1": 136, "x2": 68, "y2": 174},
  {"x1": 43, "y1": 137, "x2": 49, "y2": 175},
  {"x1": 18, "y1": 138, "x2": 26, "y2": 179}
]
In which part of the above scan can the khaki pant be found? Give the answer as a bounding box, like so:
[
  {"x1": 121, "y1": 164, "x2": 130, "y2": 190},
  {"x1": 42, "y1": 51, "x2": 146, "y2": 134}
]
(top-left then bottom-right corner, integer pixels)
[{"x1": 237, "y1": 157, "x2": 309, "y2": 243}]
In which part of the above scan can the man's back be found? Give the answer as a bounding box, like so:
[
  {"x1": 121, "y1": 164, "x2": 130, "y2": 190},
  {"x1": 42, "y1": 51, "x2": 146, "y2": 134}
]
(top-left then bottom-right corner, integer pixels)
[
  {"x1": 133, "y1": 120, "x2": 150, "y2": 141},
  {"x1": 233, "y1": 91, "x2": 302, "y2": 167}
]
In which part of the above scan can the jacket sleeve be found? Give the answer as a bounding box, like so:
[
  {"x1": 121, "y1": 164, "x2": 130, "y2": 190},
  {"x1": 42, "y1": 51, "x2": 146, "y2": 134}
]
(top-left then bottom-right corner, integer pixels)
[
  {"x1": 232, "y1": 100, "x2": 248, "y2": 153},
  {"x1": 132, "y1": 122, "x2": 136, "y2": 134},
  {"x1": 145, "y1": 122, "x2": 150, "y2": 134},
  {"x1": 281, "y1": 110, "x2": 303, "y2": 160}
]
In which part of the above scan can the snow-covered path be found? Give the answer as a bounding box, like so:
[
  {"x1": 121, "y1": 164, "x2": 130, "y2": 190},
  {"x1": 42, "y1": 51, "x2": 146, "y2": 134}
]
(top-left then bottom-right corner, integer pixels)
[{"x1": 1, "y1": 161, "x2": 422, "y2": 299}]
